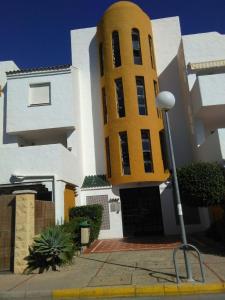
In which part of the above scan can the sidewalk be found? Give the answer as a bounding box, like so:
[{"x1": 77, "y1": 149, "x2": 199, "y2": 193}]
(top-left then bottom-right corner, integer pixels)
[{"x1": 0, "y1": 243, "x2": 225, "y2": 298}]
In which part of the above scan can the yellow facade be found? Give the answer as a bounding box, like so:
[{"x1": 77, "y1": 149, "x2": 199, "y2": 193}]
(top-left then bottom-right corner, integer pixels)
[
  {"x1": 98, "y1": 1, "x2": 169, "y2": 185},
  {"x1": 64, "y1": 184, "x2": 76, "y2": 222}
]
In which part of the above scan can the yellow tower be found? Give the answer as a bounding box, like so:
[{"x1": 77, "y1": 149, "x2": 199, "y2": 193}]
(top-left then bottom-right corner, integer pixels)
[{"x1": 98, "y1": 1, "x2": 169, "y2": 185}]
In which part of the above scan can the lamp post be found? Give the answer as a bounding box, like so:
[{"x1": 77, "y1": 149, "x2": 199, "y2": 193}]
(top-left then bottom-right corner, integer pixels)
[{"x1": 156, "y1": 91, "x2": 193, "y2": 282}]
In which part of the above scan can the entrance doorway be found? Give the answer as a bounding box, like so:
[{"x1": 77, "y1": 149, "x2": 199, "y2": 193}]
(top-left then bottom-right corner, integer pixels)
[
  {"x1": 120, "y1": 186, "x2": 163, "y2": 237},
  {"x1": 0, "y1": 195, "x2": 15, "y2": 272}
]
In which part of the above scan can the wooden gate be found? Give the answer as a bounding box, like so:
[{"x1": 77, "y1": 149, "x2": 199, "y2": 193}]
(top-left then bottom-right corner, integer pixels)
[
  {"x1": 35, "y1": 200, "x2": 55, "y2": 235},
  {"x1": 0, "y1": 195, "x2": 15, "y2": 272}
]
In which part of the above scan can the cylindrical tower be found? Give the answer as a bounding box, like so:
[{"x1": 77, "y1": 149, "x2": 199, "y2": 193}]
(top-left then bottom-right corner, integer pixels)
[{"x1": 98, "y1": 1, "x2": 169, "y2": 185}]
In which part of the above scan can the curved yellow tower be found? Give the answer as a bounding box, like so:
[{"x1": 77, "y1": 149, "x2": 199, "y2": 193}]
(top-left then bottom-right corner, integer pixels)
[{"x1": 98, "y1": 1, "x2": 169, "y2": 185}]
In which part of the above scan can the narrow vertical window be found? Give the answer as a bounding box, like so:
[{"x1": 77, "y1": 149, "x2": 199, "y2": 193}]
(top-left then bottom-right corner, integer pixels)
[
  {"x1": 99, "y1": 43, "x2": 104, "y2": 76},
  {"x1": 153, "y1": 80, "x2": 160, "y2": 118},
  {"x1": 102, "y1": 88, "x2": 107, "y2": 124},
  {"x1": 112, "y1": 31, "x2": 121, "y2": 67},
  {"x1": 136, "y1": 76, "x2": 147, "y2": 115},
  {"x1": 141, "y1": 130, "x2": 153, "y2": 173},
  {"x1": 105, "y1": 137, "x2": 111, "y2": 177},
  {"x1": 132, "y1": 29, "x2": 142, "y2": 65},
  {"x1": 115, "y1": 78, "x2": 125, "y2": 117},
  {"x1": 119, "y1": 132, "x2": 131, "y2": 175},
  {"x1": 148, "y1": 35, "x2": 156, "y2": 69},
  {"x1": 159, "y1": 130, "x2": 169, "y2": 170}
]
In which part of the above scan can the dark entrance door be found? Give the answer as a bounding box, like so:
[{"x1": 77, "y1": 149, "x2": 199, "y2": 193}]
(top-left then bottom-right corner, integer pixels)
[
  {"x1": 120, "y1": 187, "x2": 163, "y2": 237},
  {"x1": 0, "y1": 195, "x2": 15, "y2": 272}
]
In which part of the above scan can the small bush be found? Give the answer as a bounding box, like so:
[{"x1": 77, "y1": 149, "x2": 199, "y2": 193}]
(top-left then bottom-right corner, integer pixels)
[
  {"x1": 24, "y1": 226, "x2": 74, "y2": 274},
  {"x1": 69, "y1": 204, "x2": 103, "y2": 243}
]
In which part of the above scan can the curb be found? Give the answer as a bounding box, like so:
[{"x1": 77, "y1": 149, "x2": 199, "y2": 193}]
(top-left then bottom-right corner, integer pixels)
[
  {"x1": 0, "y1": 283, "x2": 224, "y2": 299},
  {"x1": 53, "y1": 283, "x2": 225, "y2": 298}
]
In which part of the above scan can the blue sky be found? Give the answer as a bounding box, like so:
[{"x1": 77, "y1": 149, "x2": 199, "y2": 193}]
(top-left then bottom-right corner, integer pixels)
[{"x1": 0, "y1": 0, "x2": 224, "y2": 69}]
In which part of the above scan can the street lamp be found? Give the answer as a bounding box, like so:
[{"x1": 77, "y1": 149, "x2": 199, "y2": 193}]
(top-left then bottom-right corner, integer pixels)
[{"x1": 156, "y1": 91, "x2": 194, "y2": 282}]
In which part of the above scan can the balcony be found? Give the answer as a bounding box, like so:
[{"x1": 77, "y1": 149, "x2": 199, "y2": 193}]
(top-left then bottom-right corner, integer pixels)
[
  {"x1": 0, "y1": 144, "x2": 79, "y2": 185},
  {"x1": 191, "y1": 73, "x2": 225, "y2": 116},
  {"x1": 196, "y1": 129, "x2": 225, "y2": 162}
]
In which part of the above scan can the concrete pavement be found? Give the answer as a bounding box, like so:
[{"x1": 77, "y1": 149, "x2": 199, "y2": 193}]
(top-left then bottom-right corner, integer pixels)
[{"x1": 0, "y1": 247, "x2": 225, "y2": 298}]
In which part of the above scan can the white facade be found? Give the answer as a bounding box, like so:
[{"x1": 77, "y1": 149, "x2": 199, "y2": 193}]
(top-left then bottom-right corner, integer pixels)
[{"x1": 1, "y1": 5, "x2": 225, "y2": 239}]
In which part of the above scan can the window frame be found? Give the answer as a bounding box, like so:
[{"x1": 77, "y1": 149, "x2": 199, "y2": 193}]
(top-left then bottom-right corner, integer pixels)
[
  {"x1": 112, "y1": 31, "x2": 121, "y2": 68},
  {"x1": 136, "y1": 76, "x2": 148, "y2": 115},
  {"x1": 132, "y1": 28, "x2": 142, "y2": 65},
  {"x1": 119, "y1": 131, "x2": 131, "y2": 175},
  {"x1": 115, "y1": 78, "x2": 126, "y2": 118},
  {"x1": 141, "y1": 129, "x2": 154, "y2": 173}
]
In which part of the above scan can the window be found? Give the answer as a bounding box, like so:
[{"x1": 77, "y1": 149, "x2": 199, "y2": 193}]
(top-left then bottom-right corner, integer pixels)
[
  {"x1": 112, "y1": 31, "x2": 121, "y2": 67},
  {"x1": 136, "y1": 76, "x2": 147, "y2": 115},
  {"x1": 141, "y1": 130, "x2": 153, "y2": 173},
  {"x1": 153, "y1": 80, "x2": 161, "y2": 118},
  {"x1": 148, "y1": 35, "x2": 156, "y2": 69},
  {"x1": 159, "y1": 130, "x2": 169, "y2": 170},
  {"x1": 132, "y1": 29, "x2": 142, "y2": 65},
  {"x1": 99, "y1": 43, "x2": 104, "y2": 76},
  {"x1": 29, "y1": 83, "x2": 50, "y2": 106},
  {"x1": 115, "y1": 78, "x2": 125, "y2": 117},
  {"x1": 102, "y1": 88, "x2": 108, "y2": 124},
  {"x1": 105, "y1": 137, "x2": 111, "y2": 177},
  {"x1": 119, "y1": 132, "x2": 131, "y2": 175}
]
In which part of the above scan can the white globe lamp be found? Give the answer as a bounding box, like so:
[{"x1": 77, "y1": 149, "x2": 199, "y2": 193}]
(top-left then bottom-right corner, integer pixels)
[{"x1": 156, "y1": 91, "x2": 175, "y2": 111}]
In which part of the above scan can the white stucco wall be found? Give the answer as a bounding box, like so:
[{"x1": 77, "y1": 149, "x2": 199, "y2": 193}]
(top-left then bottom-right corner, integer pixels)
[
  {"x1": 182, "y1": 32, "x2": 225, "y2": 90},
  {"x1": 0, "y1": 61, "x2": 19, "y2": 145},
  {"x1": 0, "y1": 144, "x2": 79, "y2": 185},
  {"x1": 71, "y1": 27, "x2": 106, "y2": 178},
  {"x1": 7, "y1": 68, "x2": 77, "y2": 134},
  {"x1": 198, "y1": 74, "x2": 225, "y2": 107},
  {"x1": 197, "y1": 129, "x2": 225, "y2": 162},
  {"x1": 152, "y1": 17, "x2": 193, "y2": 166},
  {"x1": 160, "y1": 183, "x2": 210, "y2": 235},
  {"x1": 80, "y1": 187, "x2": 123, "y2": 239}
]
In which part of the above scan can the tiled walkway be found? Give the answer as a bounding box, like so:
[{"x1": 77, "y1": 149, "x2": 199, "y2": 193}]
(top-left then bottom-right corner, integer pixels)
[{"x1": 84, "y1": 236, "x2": 181, "y2": 254}]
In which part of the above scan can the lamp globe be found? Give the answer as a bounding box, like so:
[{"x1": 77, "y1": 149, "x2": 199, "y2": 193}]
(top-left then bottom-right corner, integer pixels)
[{"x1": 156, "y1": 91, "x2": 175, "y2": 111}]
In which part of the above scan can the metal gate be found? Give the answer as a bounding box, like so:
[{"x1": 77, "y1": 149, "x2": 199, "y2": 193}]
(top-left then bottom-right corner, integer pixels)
[
  {"x1": 120, "y1": 187, "x2": 164, "y2": 237},
  {"x1": 0, "y1": 195, "x2": 15, "y2": 272}
]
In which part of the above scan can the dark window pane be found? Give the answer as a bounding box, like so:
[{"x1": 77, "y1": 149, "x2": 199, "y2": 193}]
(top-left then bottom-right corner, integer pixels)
[
  {"x1": 132, "y1": 29, "x2": 142, "y2": 65},
  {"x1": 119, "y1": 132, "x2": 131, "y2": 175},
  {"x1": 112, "y1": 31, "x2": 121, "y2": 67},
  {"x1": 99, "y1": 43, "x2": 104, "y2": 76},
  {"x1": 105, "y1": 137, "x2": 111, "y2": 177},
  {"x1": 136, "y1": 76, "x2": 147, "y2": 115},
  {"x1": 141, "y1": 130, "x2": 153, "y2": 173},
  {"x1": 115, "y1": 78, "x2": 125, "y2": 117},
  {"x1": 102, "y1": 88, "x2": 107, "y2": 124}
]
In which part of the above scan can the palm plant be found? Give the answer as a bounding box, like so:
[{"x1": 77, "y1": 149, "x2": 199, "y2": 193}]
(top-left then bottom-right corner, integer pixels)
[{"x1": 24, "y1": 226, "x2": 75, "y2": 274}]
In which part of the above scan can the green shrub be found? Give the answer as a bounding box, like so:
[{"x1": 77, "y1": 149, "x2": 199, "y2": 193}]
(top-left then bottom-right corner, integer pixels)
[
  {"x1": 24, "y1": 226, "x2": 74, "y2": 274},
  {"x1": 69, "y1": 204, "x2": 103, "y2": 243},
  {"x1": 177, "y1": 162, "x2": 225, "y2": 207}
]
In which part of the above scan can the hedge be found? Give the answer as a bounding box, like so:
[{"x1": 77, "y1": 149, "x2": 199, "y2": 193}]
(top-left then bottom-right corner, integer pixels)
[
  {"x1": 69, "y1": 204, "x2": 103, "y2": 243},
  {"x1": 177, "y1": 162, "x2": 225, "y2": 207}
]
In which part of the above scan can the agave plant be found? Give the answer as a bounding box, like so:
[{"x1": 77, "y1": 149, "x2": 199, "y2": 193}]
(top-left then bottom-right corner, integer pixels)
[{"x1": 24, "y1": 226, "x2": 75, "y2": 274}]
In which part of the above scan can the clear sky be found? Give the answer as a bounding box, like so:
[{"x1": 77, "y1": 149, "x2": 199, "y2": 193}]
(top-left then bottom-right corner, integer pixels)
[{"x1": 0, "y1": 0, "x2": 224, "y2": 69}]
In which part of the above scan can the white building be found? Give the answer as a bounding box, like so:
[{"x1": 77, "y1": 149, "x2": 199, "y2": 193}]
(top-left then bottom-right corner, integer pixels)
[{"x1": 0, "y1": 1, "x2": 224, "y2": 239}]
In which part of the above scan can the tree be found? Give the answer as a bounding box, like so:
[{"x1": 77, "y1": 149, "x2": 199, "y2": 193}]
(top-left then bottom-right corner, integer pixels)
[{"x1": 177, "y1": 162, "x2": 225, "y2": 207}]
